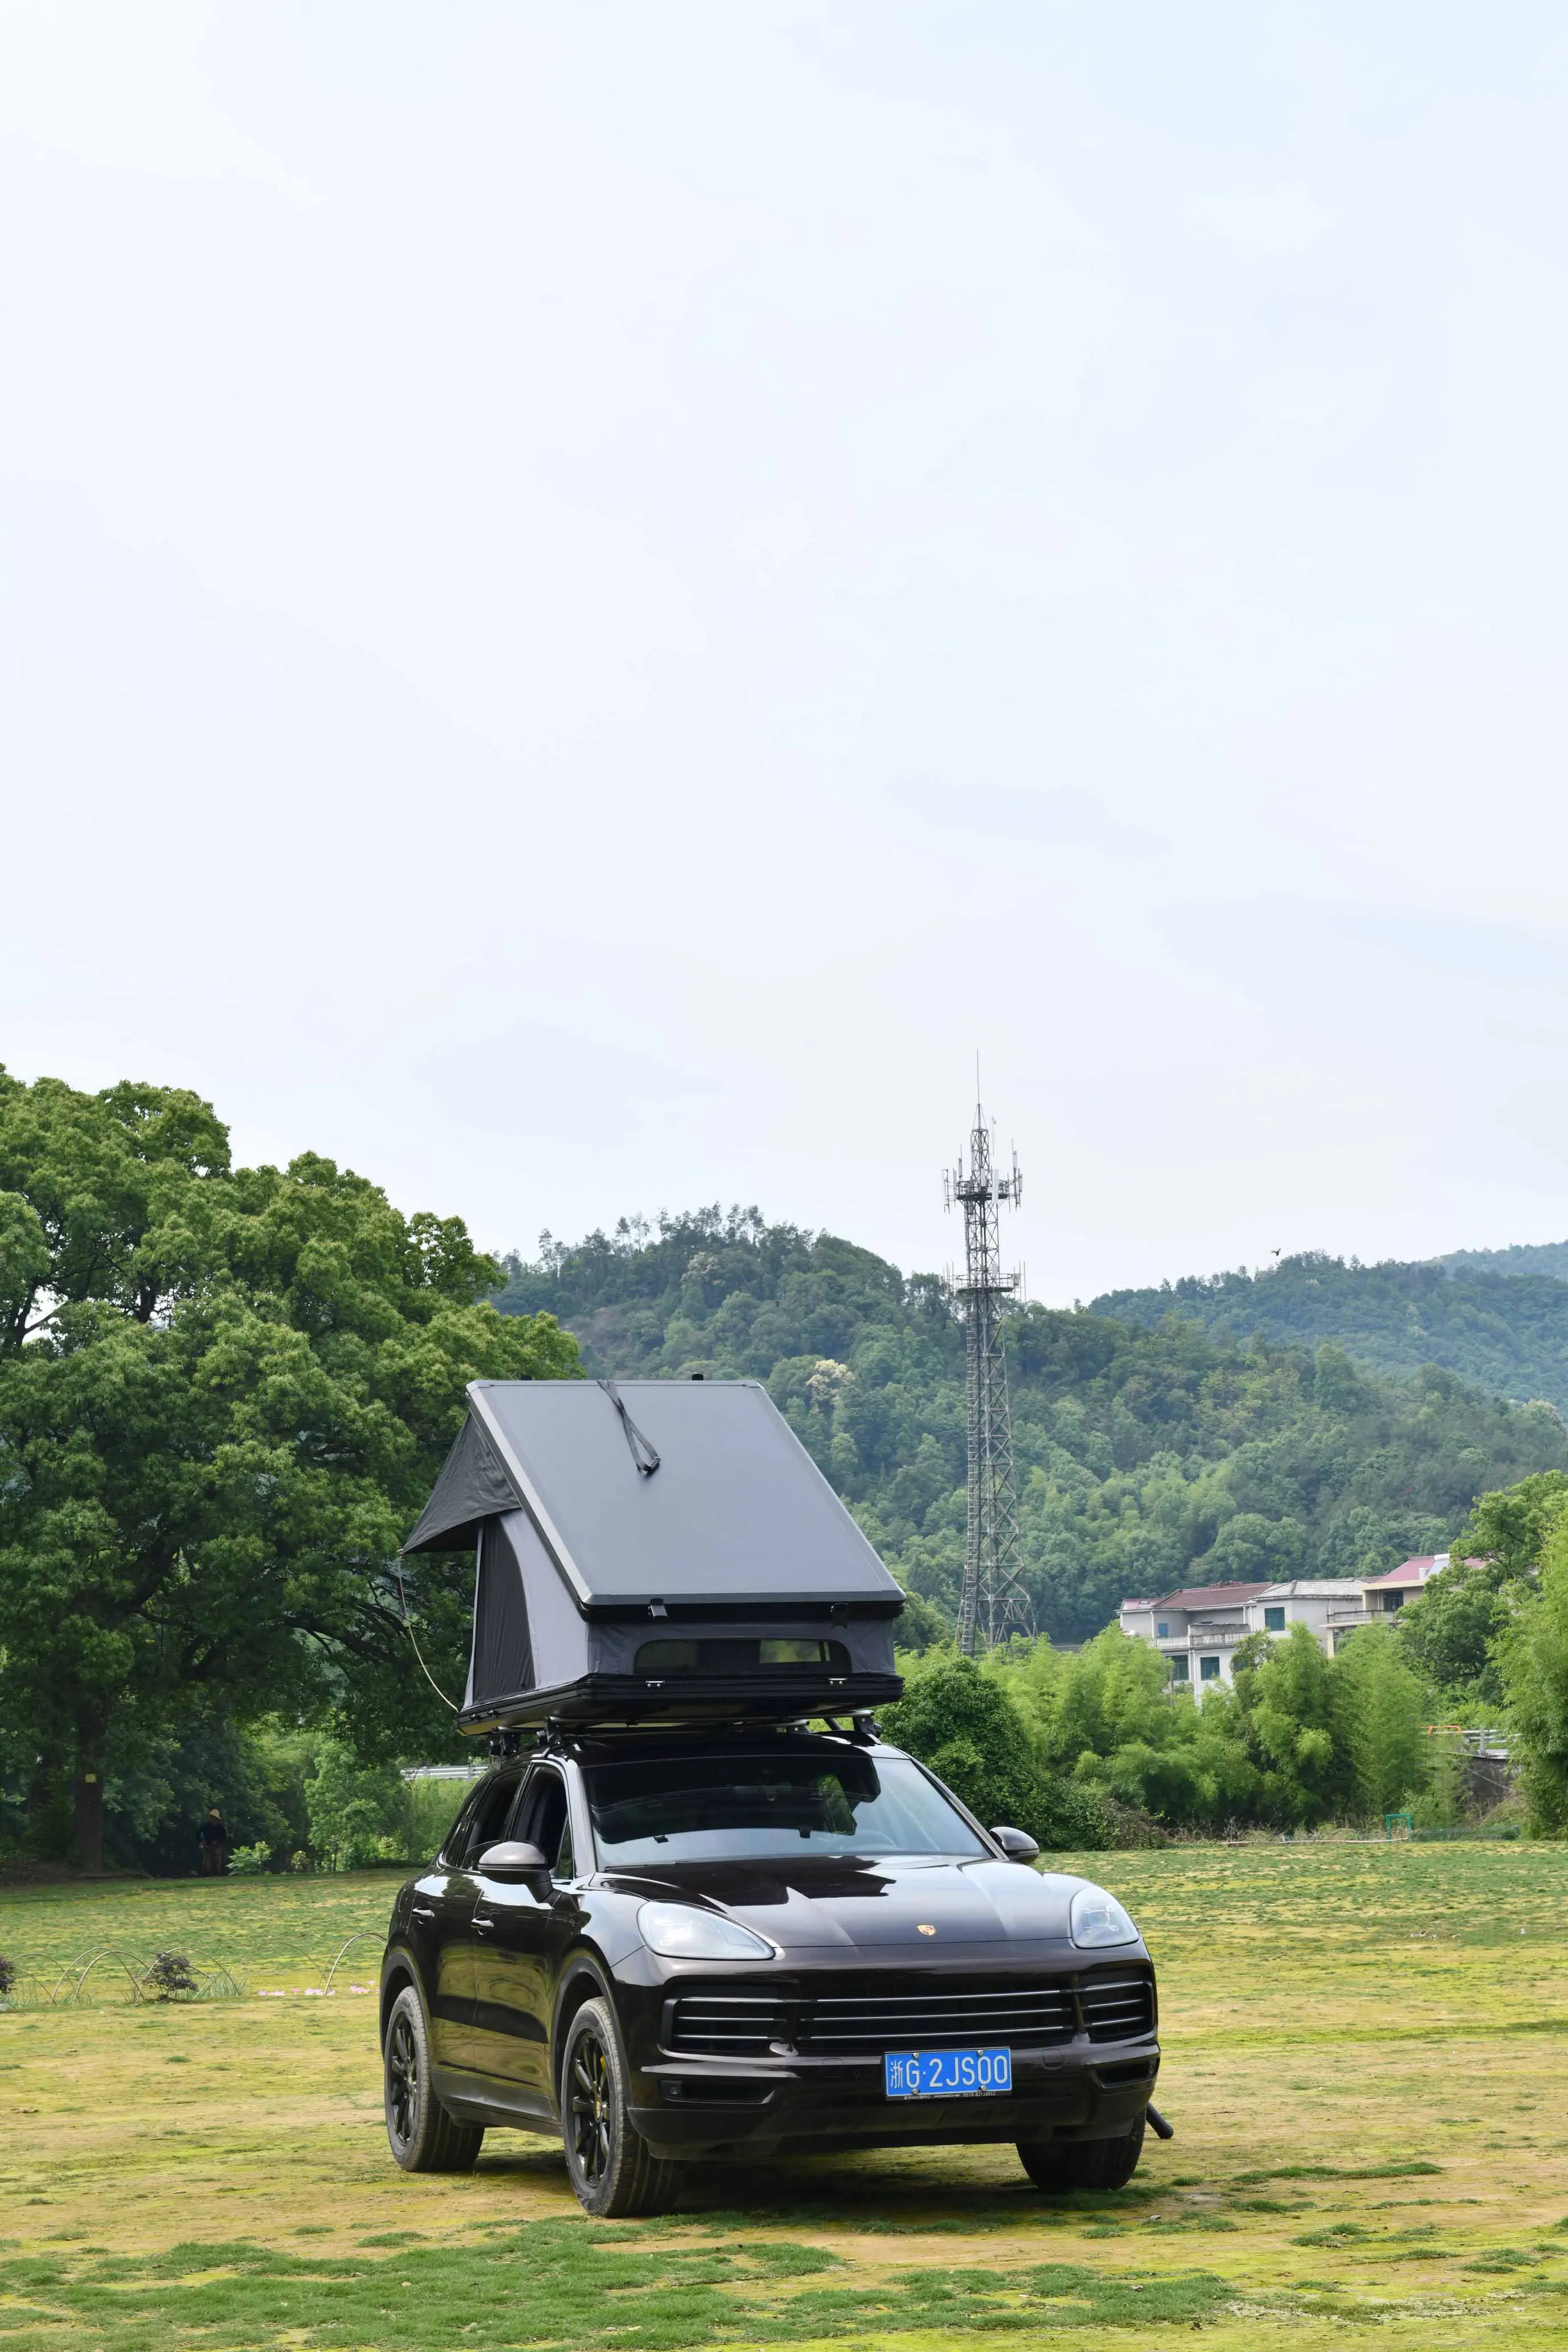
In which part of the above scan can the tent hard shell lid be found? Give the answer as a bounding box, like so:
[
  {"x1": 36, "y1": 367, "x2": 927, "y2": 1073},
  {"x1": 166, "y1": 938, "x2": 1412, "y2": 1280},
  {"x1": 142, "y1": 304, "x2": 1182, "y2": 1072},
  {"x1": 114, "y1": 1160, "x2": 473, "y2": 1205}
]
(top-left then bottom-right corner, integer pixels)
[{"x1": 402, "y1": 1378, "x2": 906, "y2": 1733}]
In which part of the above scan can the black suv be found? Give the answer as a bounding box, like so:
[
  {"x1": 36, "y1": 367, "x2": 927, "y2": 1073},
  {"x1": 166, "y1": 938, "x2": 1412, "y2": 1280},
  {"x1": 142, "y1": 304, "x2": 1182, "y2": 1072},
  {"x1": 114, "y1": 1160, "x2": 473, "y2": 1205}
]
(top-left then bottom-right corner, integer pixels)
[{"x1": 379, "y1": 1726, "x2": 1159, "y2": 2215}]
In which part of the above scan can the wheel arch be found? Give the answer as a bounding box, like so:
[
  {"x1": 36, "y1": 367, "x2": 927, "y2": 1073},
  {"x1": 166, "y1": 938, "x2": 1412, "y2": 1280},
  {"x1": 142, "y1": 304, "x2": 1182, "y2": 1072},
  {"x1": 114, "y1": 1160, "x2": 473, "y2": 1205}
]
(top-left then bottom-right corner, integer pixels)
[
  {"x1": 550, "y1": 1954, "x2": 617, "y2": 2105},
  {"x1": 379, "y1": 1945, "x2": 424, "y2": 2044}
]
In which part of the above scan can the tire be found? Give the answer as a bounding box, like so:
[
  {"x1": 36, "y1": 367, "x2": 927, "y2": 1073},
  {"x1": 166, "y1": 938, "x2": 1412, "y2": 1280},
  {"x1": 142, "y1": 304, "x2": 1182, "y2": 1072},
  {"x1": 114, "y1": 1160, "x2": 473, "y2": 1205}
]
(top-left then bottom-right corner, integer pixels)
[
  {"x1": 383, "y1": 1984, "x2": 485, "y2": 2174},
  {"x1": 560, "y1": 1997, "x2": 676, "y2": 2218},
  {"x1": 1018, "y1": 2108, "x2": 1145, "y2": 2193}
]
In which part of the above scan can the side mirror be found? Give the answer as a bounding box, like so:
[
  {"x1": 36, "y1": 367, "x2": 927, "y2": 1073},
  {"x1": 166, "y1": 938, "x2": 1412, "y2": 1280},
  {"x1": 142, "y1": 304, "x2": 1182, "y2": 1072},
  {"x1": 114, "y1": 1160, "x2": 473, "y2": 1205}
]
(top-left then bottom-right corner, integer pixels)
[
  {"x1": 476, "y1": 1840, "x2": 549, "y2": 1882},
  {"x1": 990, "y1": 1824, "x2": 1040, "y2": 1863}
]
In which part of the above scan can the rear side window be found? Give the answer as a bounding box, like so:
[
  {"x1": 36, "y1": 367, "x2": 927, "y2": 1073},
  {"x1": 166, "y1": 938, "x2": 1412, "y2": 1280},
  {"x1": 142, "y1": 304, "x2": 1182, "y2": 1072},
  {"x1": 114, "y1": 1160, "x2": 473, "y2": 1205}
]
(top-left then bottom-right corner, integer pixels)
[
  {"x1": 446, "y1": 1772, "x2": 521, "y2": 1867},
  {"x1": 514, "y1": 1769, "x2": 575, "y2": 1879}
]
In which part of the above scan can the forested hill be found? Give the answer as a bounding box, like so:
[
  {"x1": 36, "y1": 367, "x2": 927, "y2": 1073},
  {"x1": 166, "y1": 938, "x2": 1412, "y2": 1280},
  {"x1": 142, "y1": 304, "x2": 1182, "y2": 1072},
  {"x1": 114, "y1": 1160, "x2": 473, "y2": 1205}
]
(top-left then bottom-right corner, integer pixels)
[
  {"x1": 1437, "y1": 1240, "x2": 1568, "y2": 1283},
  {"x1": 492, "y1": 1212, "x2": 1568, "y2": 1644},
  {"x1": 1091, "y1": 1250, "x2": 1568, "y2": 1414}
]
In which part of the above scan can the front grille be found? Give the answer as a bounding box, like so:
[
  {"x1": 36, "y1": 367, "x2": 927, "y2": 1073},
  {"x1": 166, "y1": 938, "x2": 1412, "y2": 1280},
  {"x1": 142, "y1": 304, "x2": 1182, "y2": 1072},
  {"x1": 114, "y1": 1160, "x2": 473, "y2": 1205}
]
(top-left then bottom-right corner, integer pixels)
[
  {"x1": 1079, "y1": 1971, "x2": 1155, "y2": 2042},
  {"x1": 799, "y1": 1985, "x2": 1076, "y2": 2052},
  {"x1": 664, "y1": 1993, "x2": 785, "y2": 2055},
  {"x1": 664, "y1": 1969, "x2": 1154, "y2": 2058}
]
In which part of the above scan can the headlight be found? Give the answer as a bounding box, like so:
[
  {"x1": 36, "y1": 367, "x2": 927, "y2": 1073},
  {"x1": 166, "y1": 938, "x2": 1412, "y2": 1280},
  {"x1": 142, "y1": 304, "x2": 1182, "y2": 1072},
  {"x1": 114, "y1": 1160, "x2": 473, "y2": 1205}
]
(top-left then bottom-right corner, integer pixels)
[
  {"x1": 637, "y1": 1901, "x2": 775, "y2": 1961},
  {"x1": 1069, "y1": 1885, "x2": 1138, "y2": 1949}
]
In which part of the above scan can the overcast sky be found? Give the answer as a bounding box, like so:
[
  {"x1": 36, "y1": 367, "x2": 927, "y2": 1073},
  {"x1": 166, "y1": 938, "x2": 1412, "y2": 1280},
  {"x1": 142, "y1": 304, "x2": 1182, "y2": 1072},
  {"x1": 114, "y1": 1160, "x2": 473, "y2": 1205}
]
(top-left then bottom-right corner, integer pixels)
[{"x1": 4, "y1": 3, "x2": 1568, "y2": 1301}]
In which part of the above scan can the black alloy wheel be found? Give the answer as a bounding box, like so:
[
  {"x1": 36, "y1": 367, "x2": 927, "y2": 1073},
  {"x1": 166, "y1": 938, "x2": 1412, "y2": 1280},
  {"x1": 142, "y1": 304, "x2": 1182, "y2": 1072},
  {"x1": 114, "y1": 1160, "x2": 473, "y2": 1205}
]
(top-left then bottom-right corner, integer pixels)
[
  {"x1": 387, "y1": 2006, "x2": 420, "y2": 2145},
  {"x1": 382, "y1": 1984, "x2": 485, "y2": 2174},
  {"x1": 569, "y1": 2022, "x2": 613, "y2": 2188},
  {"x1": 560, "y1": 1997, "x2": 676, "y2": 2218}
]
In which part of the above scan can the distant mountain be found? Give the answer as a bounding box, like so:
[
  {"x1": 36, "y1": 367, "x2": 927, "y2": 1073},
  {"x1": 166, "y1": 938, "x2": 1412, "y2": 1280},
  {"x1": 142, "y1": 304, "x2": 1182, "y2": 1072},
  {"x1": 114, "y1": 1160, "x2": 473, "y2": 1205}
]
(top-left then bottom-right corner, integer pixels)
[
  {"x1": 493, "y1": 1212, "x2": 1568, "y2": 1643},
  {"x1": 1436, "y1": 1240, "x2": 1568, "y2": 1284},
  {"x1": 1091, "y1": 1249, "x2": 1568, "y2": 1414}
]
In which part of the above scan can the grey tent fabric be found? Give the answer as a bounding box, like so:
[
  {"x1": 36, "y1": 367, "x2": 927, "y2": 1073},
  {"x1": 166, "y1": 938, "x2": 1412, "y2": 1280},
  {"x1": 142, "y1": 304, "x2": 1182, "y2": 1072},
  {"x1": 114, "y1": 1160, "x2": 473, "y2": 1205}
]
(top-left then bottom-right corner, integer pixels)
[
  {"x1": 467, "y1": 1518, "x2": 534, "y2": 1712},
  {"x1": 407, "y1": 1378, "x2": 902, "y2": 1610},
  {"x1": 401, "y1": 1411, "x2": 519, "y2": 1555},
  {"x1": 402, "y1": 1378, "x2": 906, "y2": 1732}
]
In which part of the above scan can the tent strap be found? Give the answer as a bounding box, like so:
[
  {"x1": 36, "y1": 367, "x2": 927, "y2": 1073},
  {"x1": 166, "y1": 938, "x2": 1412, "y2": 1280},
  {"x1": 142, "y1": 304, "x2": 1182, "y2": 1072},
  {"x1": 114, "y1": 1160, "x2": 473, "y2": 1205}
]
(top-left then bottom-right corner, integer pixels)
[{"x1": 599, "y1": 1378, "x2": 661, "y2": 1476}]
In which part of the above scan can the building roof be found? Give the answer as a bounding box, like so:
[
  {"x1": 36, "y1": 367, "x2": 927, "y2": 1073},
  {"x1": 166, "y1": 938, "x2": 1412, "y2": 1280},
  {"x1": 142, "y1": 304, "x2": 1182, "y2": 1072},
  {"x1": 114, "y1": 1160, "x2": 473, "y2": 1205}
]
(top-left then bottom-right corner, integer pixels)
[
  {"x1": 1150, "y1": 1581, "x2": 1273, "y2": 1613},
  {"x1": 1258, "y1": 1579, "x2": 1366, "y2": 1599},
  {"x1": 1362, "y1": 1554, "x2": 1447, "y2": 1591}
]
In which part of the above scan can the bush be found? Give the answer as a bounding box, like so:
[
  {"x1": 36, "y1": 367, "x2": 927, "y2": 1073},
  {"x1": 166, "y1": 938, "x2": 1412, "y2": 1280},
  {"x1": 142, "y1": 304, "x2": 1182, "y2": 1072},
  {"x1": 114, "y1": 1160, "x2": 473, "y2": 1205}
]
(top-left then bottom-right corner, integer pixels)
[
  {"x1": 142, "y1": 1951, "x2": 198, "y2": 2001},
  {"x1": 227, "y1": 1842, "x2": 271, "y2": 1875},
  {"x1": 304, "y1": 1738, "x2": 415, "y2": 1870},
  {"x1": 881, "y1": 1655, "x2": 1048, "y2": 1838},
  {"x1": 0, "y1": 1951, "x2": 15, "y2": 1998}
]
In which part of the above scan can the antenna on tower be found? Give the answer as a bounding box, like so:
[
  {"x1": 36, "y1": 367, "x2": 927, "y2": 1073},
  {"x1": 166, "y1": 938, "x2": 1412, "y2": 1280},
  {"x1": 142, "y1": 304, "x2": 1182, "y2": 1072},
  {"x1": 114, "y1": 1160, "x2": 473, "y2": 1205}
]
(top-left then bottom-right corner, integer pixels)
[{"x1": 944, "y1": 1072, "x2": 1032, "y2": 1655}]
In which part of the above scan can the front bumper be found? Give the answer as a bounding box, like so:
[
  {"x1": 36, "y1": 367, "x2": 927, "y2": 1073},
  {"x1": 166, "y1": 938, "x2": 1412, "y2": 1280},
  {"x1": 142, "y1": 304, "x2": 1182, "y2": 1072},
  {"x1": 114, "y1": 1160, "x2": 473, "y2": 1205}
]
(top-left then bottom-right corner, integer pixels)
[
  {"x1": 612, "y1": 1957, "x2": 1160, "y2": 2161},
  {"x1": 633, "y1": 2047, "x2": 1159, "y2": 2158}
]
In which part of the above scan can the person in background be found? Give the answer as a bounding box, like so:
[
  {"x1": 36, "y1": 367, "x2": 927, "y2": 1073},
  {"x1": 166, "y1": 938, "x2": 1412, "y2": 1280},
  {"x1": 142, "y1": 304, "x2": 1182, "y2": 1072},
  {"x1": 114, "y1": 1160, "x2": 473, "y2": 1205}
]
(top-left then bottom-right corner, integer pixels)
[{"x1": 198, "y1": 1807, "x2": 227, "y2": 1876}]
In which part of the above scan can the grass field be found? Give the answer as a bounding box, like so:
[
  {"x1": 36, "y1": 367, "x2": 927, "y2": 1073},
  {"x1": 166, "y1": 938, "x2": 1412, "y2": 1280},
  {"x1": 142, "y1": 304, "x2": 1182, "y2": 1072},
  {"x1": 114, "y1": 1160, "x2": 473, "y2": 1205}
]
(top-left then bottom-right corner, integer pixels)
[{"x1": 3, "y1": 1843, "x2": 1567, "y2": 2350}]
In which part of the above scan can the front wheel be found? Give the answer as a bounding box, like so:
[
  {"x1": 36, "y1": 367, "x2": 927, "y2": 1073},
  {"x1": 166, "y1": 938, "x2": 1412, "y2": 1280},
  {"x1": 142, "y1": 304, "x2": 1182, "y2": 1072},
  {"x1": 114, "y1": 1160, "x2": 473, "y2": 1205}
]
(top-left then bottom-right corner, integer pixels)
[
  {"x1": 1018, "y1": 2109, "x2": 1145, "y2": 2192},
  {"x1": 560, "y1": 1998, "x2": 676, "y2": 2218},
  {"x1": 383, "y1": 1984, "x2": 484, "y2": 2173}
]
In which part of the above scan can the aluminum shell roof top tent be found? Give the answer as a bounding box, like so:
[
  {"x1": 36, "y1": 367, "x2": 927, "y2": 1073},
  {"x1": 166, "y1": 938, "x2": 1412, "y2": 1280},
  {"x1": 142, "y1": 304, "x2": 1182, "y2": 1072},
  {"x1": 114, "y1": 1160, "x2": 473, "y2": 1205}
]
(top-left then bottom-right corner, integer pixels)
[{"x1": 401, "y1": 1378, "x2": 906, "y2": 1733}]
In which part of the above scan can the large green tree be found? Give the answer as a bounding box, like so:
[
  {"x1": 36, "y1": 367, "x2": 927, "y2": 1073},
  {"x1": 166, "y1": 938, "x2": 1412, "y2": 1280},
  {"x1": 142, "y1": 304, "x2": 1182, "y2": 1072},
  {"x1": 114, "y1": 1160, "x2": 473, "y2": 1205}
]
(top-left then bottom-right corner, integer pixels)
[
  {"x1": 0, "y1": 1070, "x2": 577, "y2": 1867},
  {"x1": 1396, "y1": 1471, "x2": 1568, "y2": 1704},
  {"x1": 1498, "y1": 1510, "x2": 1568, "y2": 1831}
]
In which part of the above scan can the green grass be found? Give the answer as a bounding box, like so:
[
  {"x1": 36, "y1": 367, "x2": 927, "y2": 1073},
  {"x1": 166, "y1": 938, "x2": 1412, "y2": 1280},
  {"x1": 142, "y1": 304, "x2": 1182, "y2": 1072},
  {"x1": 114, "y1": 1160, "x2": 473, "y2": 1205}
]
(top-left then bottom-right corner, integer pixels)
[
  {"x1": 5, "y1": 1843, "x2": 1568, "y2": 2350},
  {"x1": 0, "y1": 2224, "x2": 1241, "y2": 2350},
  {"x1": 0, "y1": 1867, "x2": 405, "y2": 1996}
]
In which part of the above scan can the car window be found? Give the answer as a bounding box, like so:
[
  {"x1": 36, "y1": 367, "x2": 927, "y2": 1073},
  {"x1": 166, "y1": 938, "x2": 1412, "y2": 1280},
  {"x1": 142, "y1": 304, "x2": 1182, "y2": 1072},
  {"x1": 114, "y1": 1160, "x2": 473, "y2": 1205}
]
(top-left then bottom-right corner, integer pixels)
[
  {"x1": 583, "y1": 1750, "x2": 988, "y2": 1866},
  {"x1": 513, "y1": 1769, "x2": 574, "y2": 1879},
  {"x1": 454, "y1": 1771, "x2": 522, "y2": 1868},
  {"x1": 440, "y1": 1786, "x2": 484, "y2": 1866}
]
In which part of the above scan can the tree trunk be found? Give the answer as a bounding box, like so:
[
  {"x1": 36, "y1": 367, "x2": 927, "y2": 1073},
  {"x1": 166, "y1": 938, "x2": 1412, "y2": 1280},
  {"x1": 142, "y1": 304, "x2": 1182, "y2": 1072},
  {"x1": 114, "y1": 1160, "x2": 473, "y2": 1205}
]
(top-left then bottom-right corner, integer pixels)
[{"x1": 71, "y1": 1771, "x2": 105, "y2": 1873}]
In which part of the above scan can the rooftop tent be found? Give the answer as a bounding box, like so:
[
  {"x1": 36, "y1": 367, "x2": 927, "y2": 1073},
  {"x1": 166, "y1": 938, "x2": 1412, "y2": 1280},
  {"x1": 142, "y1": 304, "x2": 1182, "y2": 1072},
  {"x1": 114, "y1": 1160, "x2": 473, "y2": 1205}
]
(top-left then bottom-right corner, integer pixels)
[{"x1": 402, "y1": 1378, "x2": 906, "y2": 1732}]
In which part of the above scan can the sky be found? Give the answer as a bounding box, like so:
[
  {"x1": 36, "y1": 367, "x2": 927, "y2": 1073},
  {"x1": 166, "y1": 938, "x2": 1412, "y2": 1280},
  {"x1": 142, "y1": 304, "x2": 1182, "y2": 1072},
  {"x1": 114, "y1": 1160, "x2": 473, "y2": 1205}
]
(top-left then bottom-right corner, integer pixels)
[{"x1": 4, "y1": 2, "x2": 1568, "y2": 1303}]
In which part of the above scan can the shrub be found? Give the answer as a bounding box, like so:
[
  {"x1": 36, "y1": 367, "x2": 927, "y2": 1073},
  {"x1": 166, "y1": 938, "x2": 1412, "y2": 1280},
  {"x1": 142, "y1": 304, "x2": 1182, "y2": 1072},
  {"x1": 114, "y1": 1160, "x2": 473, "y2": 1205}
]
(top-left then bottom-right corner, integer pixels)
[
  {"x1": 142, "y1": 1951, "x2": 198, "y2": 2001},
  {"x1": 0, "y1": 1952, "x2": 16, "y2": 1998},
  {"x1": 881, "y1": 1655, "x2": 1047, "y2": 1837},
  {"x1": 227, "y1": 1842, "x2": 271, "y2": 1876},
  {"x1": 304, "y1": 1738, "x2": 415, "y2": 1870}
]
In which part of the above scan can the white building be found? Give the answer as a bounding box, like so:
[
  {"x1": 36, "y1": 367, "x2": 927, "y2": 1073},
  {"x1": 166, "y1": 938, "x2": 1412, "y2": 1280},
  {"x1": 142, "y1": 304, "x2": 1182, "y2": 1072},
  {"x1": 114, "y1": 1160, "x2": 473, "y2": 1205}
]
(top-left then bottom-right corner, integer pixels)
[{"x1": 1118, "y1": 1557, "x2": 1451, "y2": 1687}]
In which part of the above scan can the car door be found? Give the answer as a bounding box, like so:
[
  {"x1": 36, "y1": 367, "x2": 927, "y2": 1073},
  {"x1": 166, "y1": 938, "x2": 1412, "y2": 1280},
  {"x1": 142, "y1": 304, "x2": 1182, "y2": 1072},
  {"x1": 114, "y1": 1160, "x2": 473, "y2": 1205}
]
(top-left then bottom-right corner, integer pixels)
[
  {"x1": 416, "y1": 1768, "x2": 522, "y2": 2074},
  {"x1": 468, "y1": 1765, "x2": 588, "y2": 2113}
]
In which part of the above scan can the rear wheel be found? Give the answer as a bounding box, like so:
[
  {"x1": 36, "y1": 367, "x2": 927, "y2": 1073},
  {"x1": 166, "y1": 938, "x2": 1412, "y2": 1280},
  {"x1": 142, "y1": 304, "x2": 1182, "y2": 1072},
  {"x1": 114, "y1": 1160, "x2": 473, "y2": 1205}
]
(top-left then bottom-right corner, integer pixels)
[
  {"x1": 1018, "y1": 2109, "x2": 1145, "y2": 2193},
  {"x1": 383, "y1": 1984, "x2": 485, "y2": 2173},
  {"x1": 561, "y1": 1998, "x2": 676, "y2": 2218}
]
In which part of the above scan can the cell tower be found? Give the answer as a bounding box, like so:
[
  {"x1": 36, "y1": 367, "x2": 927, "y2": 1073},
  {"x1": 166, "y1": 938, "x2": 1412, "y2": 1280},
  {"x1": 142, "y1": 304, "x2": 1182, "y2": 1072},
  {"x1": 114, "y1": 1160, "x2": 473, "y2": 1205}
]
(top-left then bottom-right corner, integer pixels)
[{"x1": 945, "y1": 1087, "x2": 1033, "y2": 1655}]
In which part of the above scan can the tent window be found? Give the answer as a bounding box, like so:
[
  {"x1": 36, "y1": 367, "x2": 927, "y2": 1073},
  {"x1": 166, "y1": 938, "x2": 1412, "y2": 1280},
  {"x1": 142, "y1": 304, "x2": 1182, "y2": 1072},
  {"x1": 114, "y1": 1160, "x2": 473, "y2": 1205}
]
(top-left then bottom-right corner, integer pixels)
[
  {"x1": 472, "y1": 1521, "x2": 534, "y2": 1705},
  {"x1": 636, "y1": 1636, "x2": 853, "y2": 1677}
]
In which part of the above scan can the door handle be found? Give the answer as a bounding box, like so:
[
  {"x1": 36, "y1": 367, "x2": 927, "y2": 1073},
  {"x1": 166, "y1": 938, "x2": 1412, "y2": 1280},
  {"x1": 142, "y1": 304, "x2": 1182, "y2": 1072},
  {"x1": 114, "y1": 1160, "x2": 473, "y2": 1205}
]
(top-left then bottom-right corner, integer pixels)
[
  {"x1": 411, "y1": 1904, "x2": 436, "y2": 1920},
  {"x1": 472, "y1": 1911, "x2": 495, "y2": 1934}
]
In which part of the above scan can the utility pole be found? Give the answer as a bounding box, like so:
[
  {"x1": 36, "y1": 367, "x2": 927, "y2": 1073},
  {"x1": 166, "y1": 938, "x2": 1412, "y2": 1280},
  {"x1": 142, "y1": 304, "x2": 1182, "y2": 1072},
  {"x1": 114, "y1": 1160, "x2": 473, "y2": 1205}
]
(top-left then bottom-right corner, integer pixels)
[{"x1": 945, "y1": 1085, "x2": 1033, "y2": 1654}]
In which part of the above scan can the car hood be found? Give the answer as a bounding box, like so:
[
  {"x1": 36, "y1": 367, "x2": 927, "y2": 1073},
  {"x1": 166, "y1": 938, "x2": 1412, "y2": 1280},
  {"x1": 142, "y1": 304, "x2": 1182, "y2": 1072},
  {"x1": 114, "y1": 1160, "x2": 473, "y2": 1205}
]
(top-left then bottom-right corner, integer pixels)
[{"x1": 601, "y1": 1856, "x2": 1114, "y2": 1952}]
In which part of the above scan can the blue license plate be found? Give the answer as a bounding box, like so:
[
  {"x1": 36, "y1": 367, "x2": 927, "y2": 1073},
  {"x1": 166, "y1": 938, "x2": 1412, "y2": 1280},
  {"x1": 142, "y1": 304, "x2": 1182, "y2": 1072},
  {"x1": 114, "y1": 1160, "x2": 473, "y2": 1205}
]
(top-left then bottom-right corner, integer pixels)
[{"x1": 884, "y1": 2047, "x2": 1012, "y2": 2098}]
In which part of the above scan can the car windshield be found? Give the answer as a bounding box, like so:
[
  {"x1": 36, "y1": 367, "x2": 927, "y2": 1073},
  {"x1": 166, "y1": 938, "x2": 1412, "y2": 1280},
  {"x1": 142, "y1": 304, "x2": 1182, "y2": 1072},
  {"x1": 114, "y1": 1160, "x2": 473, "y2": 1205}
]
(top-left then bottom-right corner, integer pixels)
[{"x1": 583, "y1": 1750, "x2": 989, "y2": 1865}]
